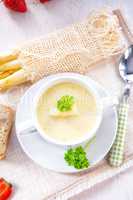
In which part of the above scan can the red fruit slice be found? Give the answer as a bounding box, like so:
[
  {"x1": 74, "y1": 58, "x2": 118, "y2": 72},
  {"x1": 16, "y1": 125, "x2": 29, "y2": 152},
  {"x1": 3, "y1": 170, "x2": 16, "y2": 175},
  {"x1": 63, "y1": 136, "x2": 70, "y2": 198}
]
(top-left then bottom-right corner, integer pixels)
[
  {"x1": 0, "y1": 186, "x2": 12, "y2": 200},
  {"x1": 0, "y1": 178, "x2": 12, "y2": 200},
  {"x1": 3, "y1": 0, "x2": 27, "y2": 13},
  {"x1": 0, "y1": 179, "x2": 4, "y2": 185},
  {"x1": 40, "y1": 0, "x2": 50, "y2": 3},
  {"x1": 0, "y1": 183, "x2": 7, "y2": 193}
]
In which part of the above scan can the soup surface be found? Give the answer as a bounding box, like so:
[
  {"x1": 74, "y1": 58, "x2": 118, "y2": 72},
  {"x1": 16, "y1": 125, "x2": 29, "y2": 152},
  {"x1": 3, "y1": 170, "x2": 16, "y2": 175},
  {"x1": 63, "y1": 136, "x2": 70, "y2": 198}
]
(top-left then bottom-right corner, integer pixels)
[{"x1": 36, "y1": 82, "x2": 97, "y2": 143}]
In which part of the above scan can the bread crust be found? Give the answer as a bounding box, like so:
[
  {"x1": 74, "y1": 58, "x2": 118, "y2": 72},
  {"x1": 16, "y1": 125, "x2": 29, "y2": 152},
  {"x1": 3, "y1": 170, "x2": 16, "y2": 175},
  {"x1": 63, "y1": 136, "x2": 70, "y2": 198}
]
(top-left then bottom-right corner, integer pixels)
[{"x1": 0, "y1": 105, "x2": 14, "y2": 159}]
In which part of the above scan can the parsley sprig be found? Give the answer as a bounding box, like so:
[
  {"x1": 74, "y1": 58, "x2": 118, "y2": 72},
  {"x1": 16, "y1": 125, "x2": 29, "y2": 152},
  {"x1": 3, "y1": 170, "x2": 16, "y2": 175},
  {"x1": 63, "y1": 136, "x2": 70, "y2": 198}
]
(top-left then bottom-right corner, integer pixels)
[
  {"x1": 64, "y1": 137, "x2": 95, "y2": 170},
  {"x1": 57, "y1": 95, "x2": 75, "y2": 112},
  {"x1": 64, "y1": 146, "x2": 89, "y2": 169}
]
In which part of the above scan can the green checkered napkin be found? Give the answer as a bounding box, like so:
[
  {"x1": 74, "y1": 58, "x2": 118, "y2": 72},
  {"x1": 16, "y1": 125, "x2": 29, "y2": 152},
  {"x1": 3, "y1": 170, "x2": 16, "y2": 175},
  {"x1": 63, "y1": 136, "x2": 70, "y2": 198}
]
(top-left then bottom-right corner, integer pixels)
[{"x1": 108, "y1": 102, "x2": 129, "y2": 167}]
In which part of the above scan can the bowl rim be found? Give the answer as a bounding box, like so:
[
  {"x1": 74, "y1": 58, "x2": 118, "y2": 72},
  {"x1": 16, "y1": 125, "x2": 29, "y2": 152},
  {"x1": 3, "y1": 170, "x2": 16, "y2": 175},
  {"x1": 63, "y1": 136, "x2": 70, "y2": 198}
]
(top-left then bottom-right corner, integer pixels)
[{"x1": 33, "y1": 73, "x2": 103, "y2": 146}]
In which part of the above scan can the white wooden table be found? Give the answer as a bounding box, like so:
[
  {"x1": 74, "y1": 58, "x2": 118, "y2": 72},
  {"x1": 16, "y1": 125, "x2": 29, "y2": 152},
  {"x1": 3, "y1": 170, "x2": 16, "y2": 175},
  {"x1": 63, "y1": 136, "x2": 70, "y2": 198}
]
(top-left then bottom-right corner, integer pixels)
[{"x1": 0, "y1": 0, "x2": 133, "y2": 199}]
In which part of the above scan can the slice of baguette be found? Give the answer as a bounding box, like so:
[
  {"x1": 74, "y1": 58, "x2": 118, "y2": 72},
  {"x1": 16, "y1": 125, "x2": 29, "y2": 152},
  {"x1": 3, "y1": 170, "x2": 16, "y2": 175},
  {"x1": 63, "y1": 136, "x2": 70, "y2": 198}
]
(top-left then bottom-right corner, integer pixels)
[{"x1": 0, "y1": 105, "x2": 14, "y2": 159}]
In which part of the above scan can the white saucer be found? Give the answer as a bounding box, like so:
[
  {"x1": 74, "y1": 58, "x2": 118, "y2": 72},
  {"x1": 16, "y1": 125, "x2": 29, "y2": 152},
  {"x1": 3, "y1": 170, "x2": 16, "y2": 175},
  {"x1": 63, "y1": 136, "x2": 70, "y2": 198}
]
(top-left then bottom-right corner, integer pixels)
[{"x1": 16, "y1": 75, "x2": 117, "y2": 173}]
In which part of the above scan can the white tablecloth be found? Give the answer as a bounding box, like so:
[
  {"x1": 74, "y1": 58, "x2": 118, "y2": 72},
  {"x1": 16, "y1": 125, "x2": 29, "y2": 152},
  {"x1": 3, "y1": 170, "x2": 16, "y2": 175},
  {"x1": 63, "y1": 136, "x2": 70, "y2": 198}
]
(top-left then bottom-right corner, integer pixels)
[{"x1": 0, "y1": 1, "x2": 133, "y2": 199}]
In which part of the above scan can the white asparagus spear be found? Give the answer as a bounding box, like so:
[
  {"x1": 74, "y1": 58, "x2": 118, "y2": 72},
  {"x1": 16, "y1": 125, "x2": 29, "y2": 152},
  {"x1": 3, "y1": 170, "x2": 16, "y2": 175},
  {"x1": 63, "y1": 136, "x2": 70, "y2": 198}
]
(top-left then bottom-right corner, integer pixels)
[
  {"x1": 49, "y1": 104, "x2": 79, "y2": 117},
  {"x1": 0, "y1": 69, "x2": 27, "y2": 91},
  {"x1": 0, "y1": 51, "x2": 18, "y2": 65},
  {"x1": 0, "y1": 60, "x2": 21, "y2": 72},
  {"x1": 0, "y1": 71, "x2": 15, "y2": 80}
]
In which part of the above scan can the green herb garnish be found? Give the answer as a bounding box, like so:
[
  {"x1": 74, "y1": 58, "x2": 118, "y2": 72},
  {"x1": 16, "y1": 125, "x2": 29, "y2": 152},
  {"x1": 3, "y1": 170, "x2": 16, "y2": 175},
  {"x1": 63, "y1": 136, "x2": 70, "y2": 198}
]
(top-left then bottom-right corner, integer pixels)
[
  {"x1": 57, "y1": 95, "x2": 75, "y2": 112},
  {"x1": 64, "y1": 137, "x2": 96, "y2": 170},
  {"x1": 64, "y1": 146, "x2": 89, "y2": 169}
]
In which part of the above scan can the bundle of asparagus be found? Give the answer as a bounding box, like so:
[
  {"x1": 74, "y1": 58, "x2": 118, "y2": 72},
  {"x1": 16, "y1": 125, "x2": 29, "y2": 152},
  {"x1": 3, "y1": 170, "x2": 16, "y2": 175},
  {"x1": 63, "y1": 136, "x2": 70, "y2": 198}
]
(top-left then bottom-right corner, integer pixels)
[{"x1": 0, "y1": 9, "x2": 124, "y2": 91}]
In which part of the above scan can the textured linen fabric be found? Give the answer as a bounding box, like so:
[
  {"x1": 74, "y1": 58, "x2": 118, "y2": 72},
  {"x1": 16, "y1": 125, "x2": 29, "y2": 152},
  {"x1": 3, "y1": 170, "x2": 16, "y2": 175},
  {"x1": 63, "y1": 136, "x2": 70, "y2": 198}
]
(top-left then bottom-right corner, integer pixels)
[{"x1": 15, "y1": 10, "x2": 124, "y2": 83}]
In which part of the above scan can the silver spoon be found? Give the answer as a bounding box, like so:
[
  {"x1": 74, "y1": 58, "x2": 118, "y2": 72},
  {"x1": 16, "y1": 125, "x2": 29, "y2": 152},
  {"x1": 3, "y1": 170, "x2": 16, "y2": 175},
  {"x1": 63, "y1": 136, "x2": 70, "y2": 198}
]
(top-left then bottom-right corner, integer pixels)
[{"x1": 108, "y1": 45, "x2": 133, "y2": 167}]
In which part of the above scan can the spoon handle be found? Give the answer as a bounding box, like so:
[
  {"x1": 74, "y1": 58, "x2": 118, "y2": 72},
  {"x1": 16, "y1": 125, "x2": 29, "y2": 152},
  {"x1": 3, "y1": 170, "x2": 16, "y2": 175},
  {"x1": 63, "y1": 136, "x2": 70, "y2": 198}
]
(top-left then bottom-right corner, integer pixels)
[{"x1": 108, "y1": 101, "x2": 129, "y2": 167}]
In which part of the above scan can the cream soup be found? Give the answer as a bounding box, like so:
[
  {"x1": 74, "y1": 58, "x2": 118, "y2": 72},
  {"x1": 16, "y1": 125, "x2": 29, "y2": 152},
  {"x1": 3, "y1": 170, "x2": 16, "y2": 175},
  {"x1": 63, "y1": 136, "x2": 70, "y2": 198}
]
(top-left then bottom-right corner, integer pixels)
[{"x1": 36, "y1": 82, "x2": 97, "y2": 143}]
